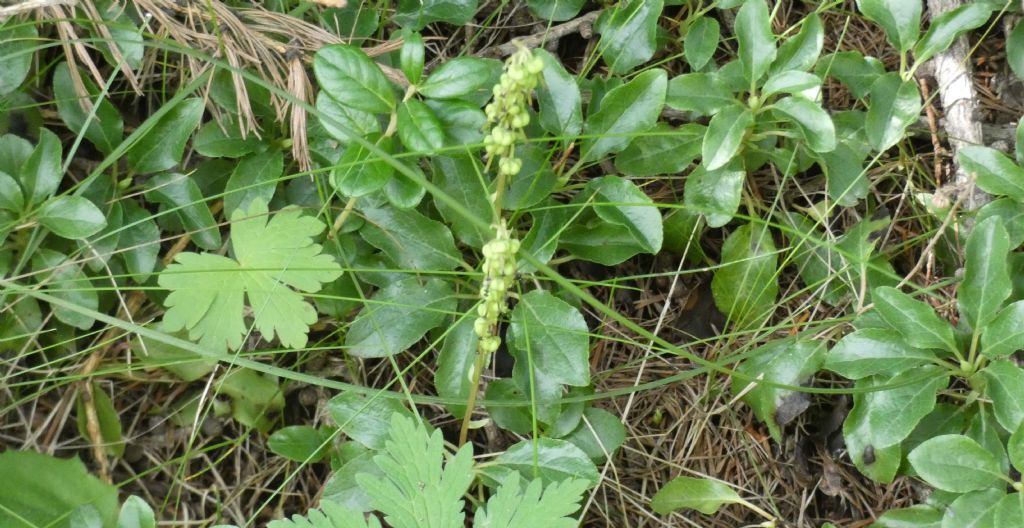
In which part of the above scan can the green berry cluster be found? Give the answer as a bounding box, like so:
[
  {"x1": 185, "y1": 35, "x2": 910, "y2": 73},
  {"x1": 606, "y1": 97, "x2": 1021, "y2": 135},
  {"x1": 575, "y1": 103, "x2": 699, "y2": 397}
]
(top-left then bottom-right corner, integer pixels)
[
  {"x1": 483, "y1": 46, "x2": 544, "y2": 178},
  {"x1": 473, "y1": 221, "x2": 520, "y2": 354}
]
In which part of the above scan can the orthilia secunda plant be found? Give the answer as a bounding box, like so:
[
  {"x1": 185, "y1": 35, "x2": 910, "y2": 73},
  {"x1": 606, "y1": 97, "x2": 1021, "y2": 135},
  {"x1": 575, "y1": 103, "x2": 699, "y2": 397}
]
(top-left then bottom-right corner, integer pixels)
[{"x1": 458, "y1": 45, "x2": 543, "y2": 446}]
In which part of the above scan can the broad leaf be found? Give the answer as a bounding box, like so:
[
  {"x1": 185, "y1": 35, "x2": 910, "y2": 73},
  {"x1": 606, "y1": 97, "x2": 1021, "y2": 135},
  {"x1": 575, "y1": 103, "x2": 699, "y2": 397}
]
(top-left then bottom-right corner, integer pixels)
[
  {"x1": 702, "y1": 104, "x2": 753, "y2": 171},
  {"x1": 1010, "y1": 20, "x2": 1024, "y2": 81},
  {"x1": 493, "y1": 438, "x2": 600, "y2": 487},
  {"x1": 562, "y1": 407, "x2": 626, "y2": 462},
  {"x1": 909, "y1": 434, "x2": 1002, "y2": 493},
  {"x1": 332, "y1": 135, "x2": 395, "y2": 197},
  {"x1": 770, "y1": 14, "x2": 824, "y2": 75},
  {"x1": 159, "y1": 199, "x2": 342, "y2": 350},
  {"x1": 1009, "y1": 422, "x2": 1024, "y2": 472},
  {"x1": 223, "y1": 150, "x2": 283, "y2": 216},
  {"x1": 981, "y1": 359, "x2": 1024, "y2": 432},
  {"x1": 942, "y1": 490, "x2": 1005, "y2": 528},
  {"x1": 981, "y1": 301, "x2": 1024, "y2": 358},
  {"x1": 418, "y1": 57, "x2": 499, "y2": 100},
  {"x1": 651, "y1": 476, "x2": 742, "y2": 515},
  {"x1": 144, "y1": 172, "x2": 222, "y2": 250},
  {"x1": 958, "y1": 145, "x2": 1024, "y2": 201},
  {"x1": 825, "y1": 329, "x2": 937, "y2": 379},
  {"x1": 345, "y1": 277, "x2": 456, "y2": 357},
  {"x1": 400, "y1": 32, "x2": 424, "y2": 85},
  {"x1": 711, "y1": 223, "x2": 779, "y2": 328},
  {"x1": 817, "y1": 51, "x2": 885, "y2": 99},
  {"x1": 360, "y1": 205, "x2": 462, "y2": 271},
  {"x1": 126, "y1": 98, "x2": 204, "y2": 174},
  {"x1": 844, "y1": 393, "x2": 903, "y2": 483},
  {"x1": 0, "y1": 451, "x2": 118, "y2": 528},
  {"x1": 851, "y1": 366, "x2": 948, "y2": 448},
  {"x1": 527, "y1": 0, "x2": 586, "y2": 22},
  {"x1": 267, "y1": 425, "x2": 331, "y2": 463},
  {"x1": 615, "y1": 123, "x2": 703, "y2": 176},
  {"x1": 316, "y1": 93, "x2": 381, "y2": 143},
  {"x1": 581, "y1": 68, "x2": 667, "y2": 162},
  {"x1": 732, "y1": 338, "x2": 825, "y2": 441},
  {"x1": 872, "y1": 286, "x2": 958, "y2": 354},
  {"x1": 665, "y1": 74, "x2": 735, "y2": 115},
  {"x1": 0, "y1": 171, "x2": 23, "y2": 212},
  {"x1": 960, "y1": 216, "x2": 1011, "y2": 330},
  {"x1": 684, "y1": 162, "x2": 744, "y2": 228},
  {"x1": 913, "y1": 3, "x2": 993, "y2": 65},
  {"x1": 20, "y1": 128, "x2": 62, "y2": 207},
  {"x1": 314, "y1": 44, "x2": 396, "y2": 114},
  {"x1": 33, "y1": 249, "x2": 98, "y2": 330},
  {"x1": 435, "y1": 315, "x2": 477, "y2": 419},
  {"x1": 0, "y1": 21, "x2": 35, "y2": 96},
  {"x1": 328, "y1": 392, "x2": 416, "y2": 449},
  {"x1": 995, "y1": 493, "x2": 1024, "y2": 528},
  {"x1": 773, "y1": 95, "x2": 835, "y2": 153},
  {"x1": 53, "y1": 62, "x2": 123, "y2": 155},
  {"x1": 865, "y1": 73, "x2": 921, "y2": 152},
  {"x1": 871, "y1": 505, "x2": 943, "y2": 528},
  {"x1": 857, "y1": 0, "x2": 921, "y2": 52},
  {"x1": 684, "y1": 16, "x2": 720, "y2": 70},
  {"x1": 736, "y1": 0, "x2": 776, "y2": 85},
  {"x1": 118, "y1": 496, "x2": 156, "y2": 528},
  {"x1": 397, "y1": 99, "x2": 444, "y2": 153},
  {"x1": 37, "y1": 196, "x2": 106, "y2": 240},
  {"x1": 192, "y1": 121, "x2": 261, "y2": 158},
  {"x1": 762, "y1": 71, "x2": 822, "y2": 98},
  {"x1": 536, "y1": 49, "x2": 583, "y2": 137},
  {"x1": 508, "y1": 290, "x2": 590, "y2": 387},
  {"x1": 431, "y1": 154, "x2": 491, "y2": 247},
  {"x1": 594, "y1": 0, "x2": 662, "y2": 74},
  {"x1": 393, "y1": 0, "x2": 478, "y2": 30}
]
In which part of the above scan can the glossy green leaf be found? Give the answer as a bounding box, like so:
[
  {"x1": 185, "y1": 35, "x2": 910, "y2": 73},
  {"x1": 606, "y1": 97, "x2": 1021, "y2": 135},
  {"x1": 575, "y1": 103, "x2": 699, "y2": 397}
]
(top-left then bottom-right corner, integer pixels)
[
  {"x1": 817, "y1": 51, "x2": 885, "y2": 99},
  {"x1": 651, "y1": 476, "x2": 742, "y2": 515},
  {"x1": 825, "y1": 329, "x2": 937, "y2": 379},
  {"x1": 527, "y1": 0, "x2": 585, "y2": 22},
  {"x1": 20, "y1": 128, "x2": 62, "y2": 207},
  {"x1": 267, "y1": 425, "x2": 331, "y2": 463},
  {"x1": 0, "y1": 21, "x2": 35, "y2": 96},
  {"x1": 397, "y1": 99, "x2": 444, "y2": 153},
  {"x1": 857, "y1": 0, "x2": 921, "y2": 52},
  {"x1": 425, "y1": 99, "x2": 486, "y2": 145},
  {"x1": 982, "y1": 301, "x2": 1024, "y2": 359},
  {"x1": 53, "y1": 62, "x2": 123, "y2": 156},
  {"x1": 960, "y1": 216, "x2": 1011, "y2": 330},
  {"x1": 314, "y1": 44, "x2": 396, "y2": 114},
  {"x1": 976, "y1": 199, "x2": 1024, "y2": 248},
  {"x1": 872, "y1": 286, "x2": 958, "y2": 354},
  {"x1": 942, "y1": 489, "x2": 1005, "y2": 528},
  {"x1": 770, "y1": 14, "x2": 824, "y2": 75},
  {"x1": 493, "y1": 438, "x2": 599, "y2": 487},
  {"x1": 384, "y1": 165, "x2": 427, "y2": 209},
  {"x1": 589, "y1": 175, "x2": 662, "y2": 252},
  {"x1": 360, "y1": 205, "x2": 462, "y2": 271},
  {"x1": 328, "y1": 393, "x2": 416, "y2": 450},
  {"x1": 711, "y1": 223, "x2": 779, "y2": 327},
  {"x1": 315, "y1": 92, "x2": 381, "y2": 143},
  {"x1": 0, "y1": 451, "x2": 118, "y2": 528},
  {"x1": 665, "y1": 74, "x2": 735, "y2": 115},
  {"x1": 773, "y1": 95, "x2": 836, "y2": 153},
  {"x1": 821, "y1": 142, "x2": 870, "y2": 206},
  {"x1": 852, "y1": 366, "x2": 948, "y2": 448},
  {"x1": 866, "y1": 72, "x2": 921, "y2": 152},
  {"x1": 117, "y1": 496, "x2": 156, "y2": 528},
  {"x1": 581, "y1": 68, "x2": 667, "y2": 162},
  {"x1": 702, "y1": 105, "x2": 753, "y2": 171},
  {"x1": 431, "y1": 154, "x2": 491, "y2": 247},
  {"x1": 0, "y1": 132, "x2": 33, "y2": 180},
  {"x1": 332, "y1": 136, "x2": 394, "y2": 197},
  {"x1": 126, "y1": 98, "x2": 204, "y2": 174},
  {"x1": 435, "y1": 315, "x2": 477, "y2": 419},
  {"x1": 192, "y1": 121, "x2": 260, "y2": 158},
  {"x1": 74, "y1": 383, "x2": 124, "y2": 458},
  {"x1": 958, "y1": 145, "x2": 1024, "y2": 201},
  {"x1": 684, "y1": 16, "x2": 720, "y2": 70},
  {"x1": 419, "y1": 57, "x2": 499, "y2": 100},
  {"x1": 508, "y1": 289, "x2": 590, "y2": 387},
  {"x1": 519, "y1": 202, "x2": 569, "y2": 271},
  {"x1": 94, "y1": 0, "x2": 143, "y2": 70},
  {"x1": 224, "y1": 150, "x2": 282, "y2": 216},
  {"x1": 684, "y1": 162, "x2": 744, "y2": 228},
  {"x1": 844, "y1": 394, "x2": 903, "y2": 483},
  {"x1": 504, "y1": 144, "x2": 559, "y2": 209},
  {"x1": 736, "y1": 0, "x2": 776, "y2": 85},
  {"x1": 393, "y1": 0, "x2": 478, "y2": 30},
  {"x1": 909, "y1": 434, "x2": 1003, "y2": 493},
  {"x1": 400, "y1": 32, "x2": 424, "y2": 85},
  {"x1": 615, "y1": 123, "x2": 703, "y2": 176},
  {"x1": 485, "y1": 379, "x2": 534, "y2": 435},
  {"x1": 0, "y1": 170, "x2": 23, "y2": 212},
  {"x1": 981, "y1": 359, "x2": 1024, "y2": 432},
  {"x1": 345, "y1": 277, "x2": 456, "y2": 357},
  {"x1": 913, "y1": 3, "x2": 992, "y2": 66},
  {"x1": 536, "y1": 49, "x2": 583, "y2": 137},
  {"x1": 994, "y1": 493, "x2": 1024, "y2": 527},
  {"x1": 732, "y1": 338, "x2": 825, "y2": 441},
  {"x1": 36, "y1": 253, "x2": 99, "y2": 331},
  {"x1": 562, "y1": 407, "x2": 625, "y2": 462},
  {"x1": 1010, "y1": 21, "x2": 1024, "y2": 81},
  {"x1": 762, "y1": 71, "x2": 822, "y2": 98},
  {"x1": 1009, "y1": 422, "x2": 1024, "y2": 471},
  {"x1": 144, "y1": 172, "x2": 222, "y2": 250},
  {"x1": 37, "y1": 196, "x2": 106, "y2": 240},
  {"x1": 871, "y1": 505, "x2": 943, "y2": 528},
  {"x1": 595, "y1": 0, "x2": 662, "y2": 74}
]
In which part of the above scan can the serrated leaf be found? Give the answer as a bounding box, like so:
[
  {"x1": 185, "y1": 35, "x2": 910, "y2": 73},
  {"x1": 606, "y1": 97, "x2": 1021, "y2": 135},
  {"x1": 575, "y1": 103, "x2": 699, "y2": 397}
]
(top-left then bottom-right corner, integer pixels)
[
  {"x1": 314, "y1": 44, "x2": 396, "y2": 114},
  {"x1": 865, "y1": 73, "x2": 921, "y2": 152},
  {"x1": 651, "y1": 476, "x2": 742, "y2": 515},
  {"x1": 397, "y1": 99, "x2": 444, "y2": 153},
  {"x1": 53, "y1": 62, "x2": 123, "y2": 156},
  {"x1": 960, "y1": 216, "x2": 1011, "y2": 330},
  {"x1": 872, "y1": 286, "x2": 958, "y2": 354},
  {"x1": 37, "y1": 196, "x2": 107, "y2": 240},
  {"x1": 419, "y1": 57, "x2": 499, "y2": 100},
  {"x1": 345, "y1": 277, "x2": 456, "y2": 358},
  {"x1": 736, "y1": 0, "x2": 776, "y2": 85},
  {"x1": 913, "y1": 3, "x2": 992, "y2": 66},
  {"x1": 594, "y1": 0, "x2": 662, "y2": 74},
  {"x1": 825, "y1": 329, "x2": 937, "y2": 379},
  {"x1": 981, "y1": 359, "x2": 1024, "y2": 432},
  {"x1": 732, "y1": 338, "x2": 825, "y2": 441},
  {"x1": 267, "y1": 500, "x2": 382, "y2": 528},
  {"x1": 536, "y1": 49, "x2": 582, "y2": 137},
  {"x1": 473, "y1": 472, "x2": 589, "y2": 528},
  {"x1": 508, "y1": 290, "x2": 590, "y2": 387},
  {"x1": 982, "y1": 300, "x2": 1024, "y2": 358},
  {"x1": 0, "y1": 171, "x2": 23, "y2": 212},
  {"x1": 711, "y1": 223, "x2": 779, "y2": 328},
  {"x1": 684, "y1": 162, "x2": 744, "y2": 228},
  {"x1": 857, "y1": 0, "x2": 921, "y2": 52},
  {"x1": 159, "y1": 199, "x2": 342, "y2": 350},
  {"x1": 357, "y1": 414, "x2": 474, "y2": 528},
  {"x1": 702, "y1": 104, "x2": 753, "y2": 171},
  {"x1": 126, "y1": 98, "x2": 204, "y2": 174},
  {"x1": 684, "y1": 16, "x2": 720, "y2": 70},
  {"x1": 360, "y1": 205, "x2": 462, "y2": 270},
  {"x1": 958, "y1": 145, "x2": 1024, "y2": 201},
  {"x1": 581, "y1": 69, "x2": 666, "y2": 162}
]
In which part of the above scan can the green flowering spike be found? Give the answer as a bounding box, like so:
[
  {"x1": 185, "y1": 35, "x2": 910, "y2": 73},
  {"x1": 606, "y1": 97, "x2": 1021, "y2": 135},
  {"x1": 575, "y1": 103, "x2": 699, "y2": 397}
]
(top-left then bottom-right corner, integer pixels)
[
  {"x1": 483, "y1": 46, "x2": 544, "y2": 177},
  {"x1": 474, "y1": 221, "x2": 520, "y2": 356}
]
